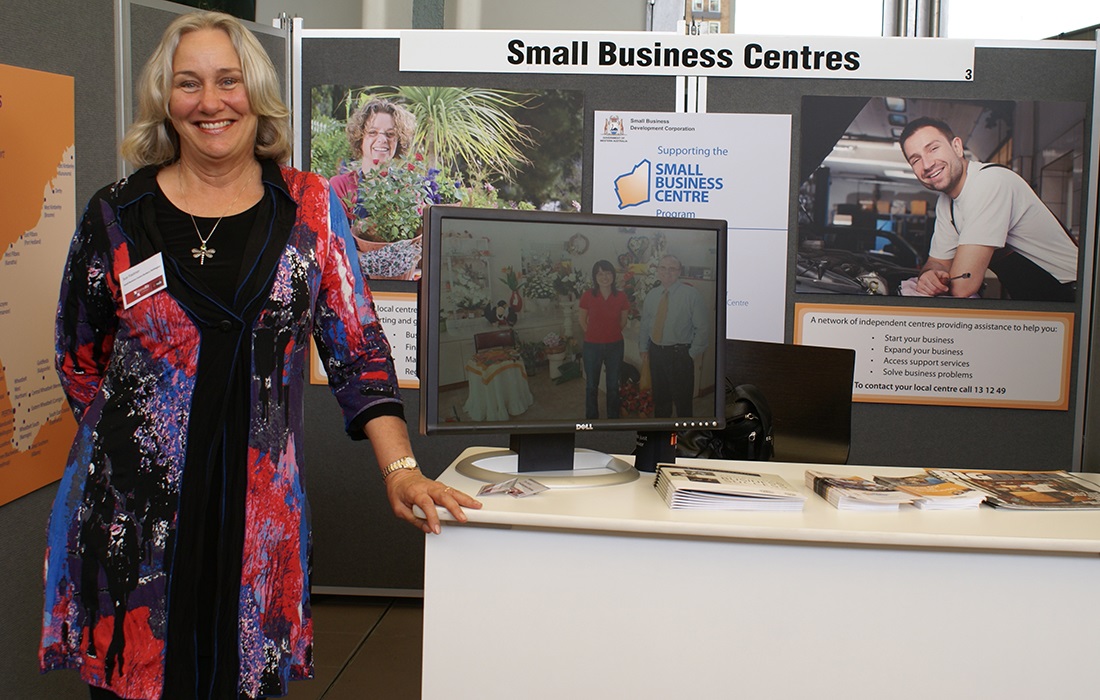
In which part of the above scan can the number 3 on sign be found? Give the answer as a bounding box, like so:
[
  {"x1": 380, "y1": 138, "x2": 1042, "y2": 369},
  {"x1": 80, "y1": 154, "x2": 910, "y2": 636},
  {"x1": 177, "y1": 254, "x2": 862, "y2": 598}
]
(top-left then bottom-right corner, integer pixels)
[{"x1": 964, "y1": 68, "x2": 973, "y2": 80}]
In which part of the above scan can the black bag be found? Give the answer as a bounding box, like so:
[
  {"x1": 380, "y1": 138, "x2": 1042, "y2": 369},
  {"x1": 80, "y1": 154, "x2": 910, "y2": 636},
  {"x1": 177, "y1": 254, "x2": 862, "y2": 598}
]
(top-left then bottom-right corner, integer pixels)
[{"x1": 676, "y1": 381, "x2": 774, "y2": 461}]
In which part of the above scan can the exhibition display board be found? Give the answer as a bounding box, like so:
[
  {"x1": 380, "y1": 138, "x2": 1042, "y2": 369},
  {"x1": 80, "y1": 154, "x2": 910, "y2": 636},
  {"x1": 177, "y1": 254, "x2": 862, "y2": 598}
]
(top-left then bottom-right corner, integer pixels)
[
  {"x1": 297, "y1": 27, "x2": 1097, "y2": 470},
  {"x1": 293, "y1": 26, "x2": 1098, "y2": 589}
]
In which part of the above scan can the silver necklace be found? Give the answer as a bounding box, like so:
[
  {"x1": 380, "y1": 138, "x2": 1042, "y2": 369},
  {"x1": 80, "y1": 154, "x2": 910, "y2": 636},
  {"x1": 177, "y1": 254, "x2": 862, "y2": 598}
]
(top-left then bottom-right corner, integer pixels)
[{"x1": 177, "y1": 161, "x2": 254, "y2": 265}]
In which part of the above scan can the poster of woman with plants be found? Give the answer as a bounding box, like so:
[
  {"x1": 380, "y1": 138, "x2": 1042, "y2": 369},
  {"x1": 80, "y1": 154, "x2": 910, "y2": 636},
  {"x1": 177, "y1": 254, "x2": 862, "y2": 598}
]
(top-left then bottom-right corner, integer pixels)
[{"x1": 310, "y1": 84, "x2": 585, "y2": 281}]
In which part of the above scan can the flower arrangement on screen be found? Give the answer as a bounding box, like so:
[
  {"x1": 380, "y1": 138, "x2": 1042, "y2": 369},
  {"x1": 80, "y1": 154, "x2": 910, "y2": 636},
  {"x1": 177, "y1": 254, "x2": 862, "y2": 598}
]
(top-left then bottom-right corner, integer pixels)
[
  {"x1": 619, "y1": 380, "x2": 653, "y2": 418},
  {"x1": 554, "y1": 264, "x2": 588, "y2": 300},
  {"x1": 542, "y1": 332, "x2": 566, "y2": 354},
  {"x1": 522, "y1": 262, "x2": 558, "y2": 300},
  {"x1": 499, "y1": 267, "x2": 524, "y2": 293},
  {"x1": 620, "y1": 269, "x2": 652, "y2": 319},
  {"x1": 518, "y1": 340, "x2": 547, "y2": 374},
  {"x1": 619, "y1": 232, "x2": 668, "y2": 317},
  {"x1": 447, "y1": 264, "x2": 491, "y2": 313}
]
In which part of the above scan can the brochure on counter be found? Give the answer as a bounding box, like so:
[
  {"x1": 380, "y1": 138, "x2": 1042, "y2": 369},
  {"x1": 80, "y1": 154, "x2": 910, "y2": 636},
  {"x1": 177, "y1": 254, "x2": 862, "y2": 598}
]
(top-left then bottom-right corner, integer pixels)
[
  {"x1": 926, "y1": 469, "x2": 1100, "y2": 510},
  {"x1": 805, "y1": 470, "x2": 916, "y2": 511},
  {"x1": 654, "y1": 464, "x2": 805, "y2": 511},
  {"x1": 477, "y1": 478, "x2": 549, "y2": 498},
  {"x1": 873, "y1": 473, "x2": 986, "y2": 510}
]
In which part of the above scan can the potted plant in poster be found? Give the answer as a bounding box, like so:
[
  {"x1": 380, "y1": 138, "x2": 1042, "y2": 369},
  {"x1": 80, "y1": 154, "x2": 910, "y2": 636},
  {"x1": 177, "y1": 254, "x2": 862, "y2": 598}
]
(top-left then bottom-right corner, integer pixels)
[{"x1": 344, "y1": 153, "x2": 454, "y2": 280}]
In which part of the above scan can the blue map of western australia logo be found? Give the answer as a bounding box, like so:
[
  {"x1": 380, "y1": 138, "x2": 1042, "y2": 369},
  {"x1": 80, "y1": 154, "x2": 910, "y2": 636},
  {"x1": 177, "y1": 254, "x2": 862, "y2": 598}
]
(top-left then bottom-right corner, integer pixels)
[{"x1": 614, "y1": 159, "x2": 650, "y2": 210}]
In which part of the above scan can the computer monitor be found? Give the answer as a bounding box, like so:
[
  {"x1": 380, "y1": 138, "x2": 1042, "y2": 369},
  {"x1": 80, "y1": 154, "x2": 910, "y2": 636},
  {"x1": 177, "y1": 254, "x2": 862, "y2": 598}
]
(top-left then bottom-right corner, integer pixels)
[{"x1": 418, "y1": 206, "x2": 727, "y2": 486}]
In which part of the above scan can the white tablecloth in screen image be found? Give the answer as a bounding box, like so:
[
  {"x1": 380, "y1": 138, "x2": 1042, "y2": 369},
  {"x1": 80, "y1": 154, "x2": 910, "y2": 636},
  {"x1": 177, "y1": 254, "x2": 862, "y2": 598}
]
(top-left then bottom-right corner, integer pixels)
[{"x1": 463, "y1": 355, "x2": 534, "y2": 421}]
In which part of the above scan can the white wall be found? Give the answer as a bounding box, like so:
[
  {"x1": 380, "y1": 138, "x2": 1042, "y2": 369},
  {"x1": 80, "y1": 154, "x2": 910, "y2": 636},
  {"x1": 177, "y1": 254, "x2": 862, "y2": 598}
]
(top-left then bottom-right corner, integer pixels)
[
  {"x1": 255, "y1": 0, "x2": 650, "y2": 30},
  {"x1": 255, "y1": 0, "x2": 365, "y2": 28},
  {"x1": 446, "y1": 0, "x2": 648, "y2": 30}
]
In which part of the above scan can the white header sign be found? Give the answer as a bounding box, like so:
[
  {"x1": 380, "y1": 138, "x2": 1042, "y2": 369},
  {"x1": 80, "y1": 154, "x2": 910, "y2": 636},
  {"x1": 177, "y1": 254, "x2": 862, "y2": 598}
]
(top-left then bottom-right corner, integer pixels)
[{"x1": 399, "y1": 31, "x2": 975, "y2": 82}]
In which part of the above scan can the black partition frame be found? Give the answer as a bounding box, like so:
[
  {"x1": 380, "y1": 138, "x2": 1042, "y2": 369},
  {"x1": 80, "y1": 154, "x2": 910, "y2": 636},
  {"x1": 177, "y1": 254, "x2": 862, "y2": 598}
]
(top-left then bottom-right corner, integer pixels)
[{"x1": 295, "y1": 32, "x2": 1097, "y2": 590}]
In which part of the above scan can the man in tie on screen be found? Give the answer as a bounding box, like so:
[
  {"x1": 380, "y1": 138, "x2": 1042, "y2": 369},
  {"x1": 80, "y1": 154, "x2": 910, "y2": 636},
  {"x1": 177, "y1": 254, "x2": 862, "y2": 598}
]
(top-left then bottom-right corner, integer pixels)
[{"x1": 638, "y1": 254, "x2": 709, "y2": 417}]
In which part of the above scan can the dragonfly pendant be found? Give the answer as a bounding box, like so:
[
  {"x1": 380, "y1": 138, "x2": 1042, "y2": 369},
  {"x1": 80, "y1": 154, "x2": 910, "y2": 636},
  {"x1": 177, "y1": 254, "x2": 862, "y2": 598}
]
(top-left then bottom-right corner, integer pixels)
[{"x1": 191, "y1": 243, "x2": 216, "y2": 265}]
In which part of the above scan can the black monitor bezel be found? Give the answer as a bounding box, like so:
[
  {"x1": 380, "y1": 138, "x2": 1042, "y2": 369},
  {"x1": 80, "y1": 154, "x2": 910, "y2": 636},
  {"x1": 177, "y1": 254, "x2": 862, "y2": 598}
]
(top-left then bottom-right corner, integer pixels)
[{"x1": 418, "y1": 205, "x2": 728, "y2": 438}]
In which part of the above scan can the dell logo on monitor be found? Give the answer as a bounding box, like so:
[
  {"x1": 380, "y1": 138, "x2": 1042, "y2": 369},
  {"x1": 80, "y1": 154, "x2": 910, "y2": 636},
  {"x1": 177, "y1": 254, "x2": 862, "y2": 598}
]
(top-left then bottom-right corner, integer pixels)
[{"x1": 575, "y1": 423, "x2": 595, "y2": 431}]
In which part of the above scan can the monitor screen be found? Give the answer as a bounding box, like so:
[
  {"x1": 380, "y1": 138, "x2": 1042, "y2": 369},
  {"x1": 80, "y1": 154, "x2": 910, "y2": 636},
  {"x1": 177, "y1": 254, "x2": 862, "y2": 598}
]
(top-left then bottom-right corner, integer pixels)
[{"x1": 418, "y1": 206, "x2": 727, "y2": 484}]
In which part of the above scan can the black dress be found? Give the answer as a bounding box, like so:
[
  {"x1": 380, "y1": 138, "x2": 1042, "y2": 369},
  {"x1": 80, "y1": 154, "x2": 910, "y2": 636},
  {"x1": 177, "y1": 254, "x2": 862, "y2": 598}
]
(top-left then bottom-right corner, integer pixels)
[{"x1": 90, "y1": 191, "x2": 262, "y2": 700}]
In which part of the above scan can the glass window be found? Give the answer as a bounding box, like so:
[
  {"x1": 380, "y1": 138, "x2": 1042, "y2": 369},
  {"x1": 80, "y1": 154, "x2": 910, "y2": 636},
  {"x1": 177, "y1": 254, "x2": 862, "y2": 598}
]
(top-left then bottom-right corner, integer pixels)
[
  {"x1": 709, "y1": 0, "x2": 721, "y2": 12},
  {"x1": 734, "y1": 0, "x2": 881, "y2": 36},
  {"x1": 692, "y1": 0, "x2": 704, "y2": 12},
  {"x1": 946, "y1": 0, "x2": 1098, "y2": 39},
  {"x1": 732, "y1": 0, "x2": 1094, "y2": 38}
]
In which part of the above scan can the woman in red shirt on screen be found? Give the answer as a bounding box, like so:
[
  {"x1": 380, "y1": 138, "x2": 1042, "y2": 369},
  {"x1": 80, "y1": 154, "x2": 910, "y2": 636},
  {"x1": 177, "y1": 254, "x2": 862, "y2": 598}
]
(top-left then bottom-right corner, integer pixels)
[{"x1": 578, "y1": 259, "x2": 631, "y2": 419}]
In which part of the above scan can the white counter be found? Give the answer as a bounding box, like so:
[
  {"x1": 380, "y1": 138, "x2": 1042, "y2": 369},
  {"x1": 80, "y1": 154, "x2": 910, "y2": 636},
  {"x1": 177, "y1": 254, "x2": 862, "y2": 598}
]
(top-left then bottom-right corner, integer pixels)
[{"x1": 422, "y1": 449, "x2": 1100, "y2": 700}]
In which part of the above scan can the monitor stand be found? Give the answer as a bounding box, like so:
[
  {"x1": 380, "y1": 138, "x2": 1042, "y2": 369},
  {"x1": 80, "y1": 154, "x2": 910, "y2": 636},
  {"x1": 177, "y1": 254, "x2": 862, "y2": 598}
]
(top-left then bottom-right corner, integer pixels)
[{"x1": 454, "y1": 433, "x2": 639, "y2": 488}]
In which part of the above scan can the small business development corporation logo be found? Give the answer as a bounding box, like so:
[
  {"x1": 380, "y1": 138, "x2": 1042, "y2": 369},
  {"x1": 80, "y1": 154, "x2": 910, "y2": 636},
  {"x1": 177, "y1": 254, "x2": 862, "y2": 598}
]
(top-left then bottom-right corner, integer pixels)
[
  {"x1": 613, "y1": 159, "x2": 651, "y2": 210},
  {"x1": 603, "y1": 114, "x2": 625, "y2": 136}
]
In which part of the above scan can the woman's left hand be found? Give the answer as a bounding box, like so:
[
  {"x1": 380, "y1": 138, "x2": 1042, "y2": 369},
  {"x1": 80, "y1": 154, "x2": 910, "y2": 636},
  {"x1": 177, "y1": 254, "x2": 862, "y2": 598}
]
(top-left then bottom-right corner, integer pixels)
[{"x1": 384, "y1": 469, "x2": 482, "y2": 535}]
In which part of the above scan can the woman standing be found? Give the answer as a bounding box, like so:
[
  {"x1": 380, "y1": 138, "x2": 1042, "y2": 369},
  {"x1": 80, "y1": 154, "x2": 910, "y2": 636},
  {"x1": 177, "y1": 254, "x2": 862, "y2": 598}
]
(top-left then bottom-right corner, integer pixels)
[
  {"x1": 578, "y1": 260, "x2": 630, "y2": 419},
  {"x1": 40, "y1": 12, "x2": 478, "y2": 699}
]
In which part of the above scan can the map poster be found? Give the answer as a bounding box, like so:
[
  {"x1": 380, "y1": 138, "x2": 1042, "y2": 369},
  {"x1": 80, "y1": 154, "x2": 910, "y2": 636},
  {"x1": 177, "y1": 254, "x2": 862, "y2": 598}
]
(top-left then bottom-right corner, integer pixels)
[
  {"x1": 592, "y1": 110, "x2": 791, "y2": 342},
  {"x1": 0, "y1": 63, "x2": 77, "y2": 506}
]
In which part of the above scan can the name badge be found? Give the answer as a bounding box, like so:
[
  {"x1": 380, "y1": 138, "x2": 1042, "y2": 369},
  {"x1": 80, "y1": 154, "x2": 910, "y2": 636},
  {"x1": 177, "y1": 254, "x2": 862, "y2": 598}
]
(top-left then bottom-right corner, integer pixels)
[{"x1": 120, "y1": 252, "x2": 168, "y2": 309}]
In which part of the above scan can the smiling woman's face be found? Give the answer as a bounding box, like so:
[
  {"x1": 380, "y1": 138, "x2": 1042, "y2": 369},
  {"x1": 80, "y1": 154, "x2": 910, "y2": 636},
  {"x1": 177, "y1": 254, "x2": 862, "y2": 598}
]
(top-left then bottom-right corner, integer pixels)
[
  {"x1": 360, "y1": 112, "x2": 398, "y2": 170},
  {"x1": 168, "y1": 28, "x2": 257, "y2": 168}
]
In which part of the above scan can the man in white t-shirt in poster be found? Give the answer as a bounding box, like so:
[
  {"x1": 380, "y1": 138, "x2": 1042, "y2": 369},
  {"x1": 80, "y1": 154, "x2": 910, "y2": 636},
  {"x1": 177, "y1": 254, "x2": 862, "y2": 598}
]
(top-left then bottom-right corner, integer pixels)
[{"x1": 898, "y1": 116, "x2": 1078, "y2": 301}]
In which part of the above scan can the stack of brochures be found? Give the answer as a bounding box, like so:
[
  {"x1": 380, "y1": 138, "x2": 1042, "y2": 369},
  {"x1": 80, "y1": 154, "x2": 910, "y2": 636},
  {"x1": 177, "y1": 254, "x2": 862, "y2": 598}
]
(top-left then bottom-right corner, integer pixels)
[
  {"x1": 654, "y1": 464, "x2": 805, "y2": 511},
  {"x1": 927, "y1": 469, "x2": 1100, "y2": 510},
  {"x1": 873, "y1": 473, "x2": 986, "y2": 510},
  {"x1": 805, "y1": 470, "x2": 916, "y2": 511}
]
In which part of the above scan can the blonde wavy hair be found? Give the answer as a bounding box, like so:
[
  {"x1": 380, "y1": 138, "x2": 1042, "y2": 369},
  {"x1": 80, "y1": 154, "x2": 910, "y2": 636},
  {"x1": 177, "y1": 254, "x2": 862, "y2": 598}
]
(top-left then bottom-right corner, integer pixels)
[
  {"x1": 345, "y1": 98, "x2": 417, "y2": 163},
  {"x1": 120, "y1": 10, "x2": 292, "y2": 167}
]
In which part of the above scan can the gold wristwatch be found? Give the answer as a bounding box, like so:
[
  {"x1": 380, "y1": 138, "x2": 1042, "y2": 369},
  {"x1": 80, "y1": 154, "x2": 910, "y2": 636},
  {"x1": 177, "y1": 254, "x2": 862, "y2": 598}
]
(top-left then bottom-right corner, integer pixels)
[{"x1": 381, "y1": 456, "x2": 420, "y2": 479}]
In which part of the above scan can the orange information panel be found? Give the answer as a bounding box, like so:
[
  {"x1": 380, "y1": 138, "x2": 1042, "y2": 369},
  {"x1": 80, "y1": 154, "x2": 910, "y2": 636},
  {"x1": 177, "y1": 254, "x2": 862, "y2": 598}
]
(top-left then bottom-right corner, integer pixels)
[{"x1": 794, "y1": 304, "x2": 1072, "y2": 410}]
